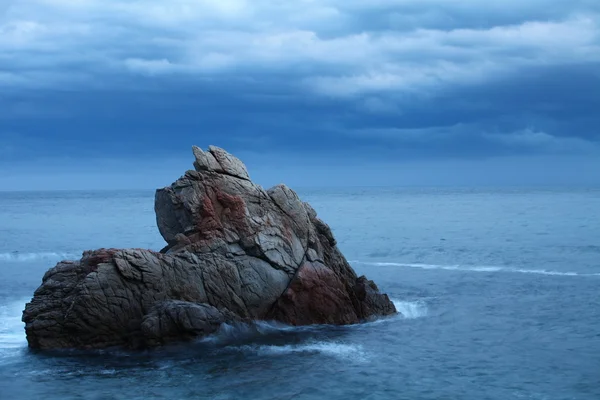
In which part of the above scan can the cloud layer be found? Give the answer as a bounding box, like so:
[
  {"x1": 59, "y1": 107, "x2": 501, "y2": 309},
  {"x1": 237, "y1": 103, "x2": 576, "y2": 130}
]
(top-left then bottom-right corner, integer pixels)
[{"x1": 1, "y1": 0, "x2": 600, "y2": 188}]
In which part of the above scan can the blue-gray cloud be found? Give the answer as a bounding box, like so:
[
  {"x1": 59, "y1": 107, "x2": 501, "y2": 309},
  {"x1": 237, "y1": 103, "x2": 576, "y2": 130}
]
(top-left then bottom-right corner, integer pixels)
[
  {"x1": 3, "y1": 0, "x2": 599, "y2": 91},
  {"x1": 1, "y1": 0, "x2": 600, "y2": 189}
]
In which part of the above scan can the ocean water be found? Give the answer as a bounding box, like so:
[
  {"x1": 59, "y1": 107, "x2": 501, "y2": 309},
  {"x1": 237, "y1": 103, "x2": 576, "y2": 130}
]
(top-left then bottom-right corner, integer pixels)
[{"x1": 0, "y1": 187, "x2": 599, "y2": 400}]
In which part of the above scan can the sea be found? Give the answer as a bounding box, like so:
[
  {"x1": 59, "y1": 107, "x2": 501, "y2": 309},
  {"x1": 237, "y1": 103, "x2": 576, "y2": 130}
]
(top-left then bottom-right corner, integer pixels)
[{"x1": 0, "y1": 187, "x2": 599, "y2": 400}]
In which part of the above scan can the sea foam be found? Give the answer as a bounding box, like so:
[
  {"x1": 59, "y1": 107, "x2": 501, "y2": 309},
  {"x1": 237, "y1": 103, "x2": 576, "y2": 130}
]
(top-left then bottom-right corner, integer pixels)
[
  {"x1": 356, "y1": 261, "x2": 600, "y2": 277},
  {"x1": 393, "y1": 300, "x2": 428, "y2": 319},
  {"x1": 235, "y1": 342, "x2": 369, "y2": 362},
  {"x1": 0, "y1": 252, "x2": 80, "y2": 262},
  {"x1": 0, "y1": 301, "x2": 27, "y2": 365}
]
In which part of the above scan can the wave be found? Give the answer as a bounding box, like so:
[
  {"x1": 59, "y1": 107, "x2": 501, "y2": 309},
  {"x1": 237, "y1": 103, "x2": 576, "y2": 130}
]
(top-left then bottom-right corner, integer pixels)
[
  {"x1": 231, "y1": 341, "x2": 369, "y2": 362},
  {"x1": 198, "y1": 320, "x2": 316, "y2": 346},
  {"x1": 24, "y1": 367, "x2": 120, "y2": 378},
  {"x1": 0, "y1": 300, "x2": 421, "y2": 367},
  {"x1": 511, "y1": 269, "x2": 593, "y2": 277},
  {"x1": 392, "y1": 300, "x2": 428, "y2": 319},
  {"x1": 356, "y1": 261, "x2": 600, "y2": 277},
  {"x1": 0, "y1": 300, "x2": 27, "y2": 359},
  {"x1": 0, "y1": 252, "x2": 80, "y2": 262}
]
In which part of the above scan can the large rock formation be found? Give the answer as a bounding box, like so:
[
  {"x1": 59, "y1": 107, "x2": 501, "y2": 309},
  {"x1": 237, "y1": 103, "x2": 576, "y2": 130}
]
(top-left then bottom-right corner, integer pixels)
[{"x1": 22, "y1": 146, "x2": 396, "y2": 349}]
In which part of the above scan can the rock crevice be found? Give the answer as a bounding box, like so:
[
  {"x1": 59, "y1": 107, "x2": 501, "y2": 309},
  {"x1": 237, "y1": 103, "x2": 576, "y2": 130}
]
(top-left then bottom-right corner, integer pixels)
[{"x1": 23, "y1": 145, "x2": 396, "y2": 349}]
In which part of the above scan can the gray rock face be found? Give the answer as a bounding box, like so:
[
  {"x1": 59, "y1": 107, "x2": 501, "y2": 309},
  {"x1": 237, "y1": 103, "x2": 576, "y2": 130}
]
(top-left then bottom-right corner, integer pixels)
[{"x1": 23, "y1": 146, "x2": 396, "y2": 349}]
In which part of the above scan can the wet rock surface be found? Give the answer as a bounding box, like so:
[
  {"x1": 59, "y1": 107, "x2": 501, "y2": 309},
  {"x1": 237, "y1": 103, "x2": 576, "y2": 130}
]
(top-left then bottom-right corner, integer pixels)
[{"x1": 23, "y1": 146, "x2": 396, "y2": 349}]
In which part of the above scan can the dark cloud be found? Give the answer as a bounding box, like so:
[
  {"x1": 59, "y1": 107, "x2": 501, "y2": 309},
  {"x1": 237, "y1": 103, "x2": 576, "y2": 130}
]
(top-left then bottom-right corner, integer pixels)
[{"x1": 1, "y1": 0, "x2": 599, "y2": 189}]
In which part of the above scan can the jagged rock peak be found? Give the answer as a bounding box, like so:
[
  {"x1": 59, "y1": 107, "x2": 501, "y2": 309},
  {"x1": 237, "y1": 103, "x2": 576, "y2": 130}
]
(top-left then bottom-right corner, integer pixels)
[{"x1": 192, "y1": 145, "x2": 250, "y2": 180}]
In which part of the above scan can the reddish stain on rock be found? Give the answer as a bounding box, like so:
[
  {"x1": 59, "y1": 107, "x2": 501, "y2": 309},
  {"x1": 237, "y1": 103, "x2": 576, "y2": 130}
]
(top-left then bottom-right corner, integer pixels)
[
  {"x1": 81, "y1": 248, "x2": 119, "y2": 272},
  {"x1": 194, "y1": 190, "x2": 248, "y2": 242},
  {"x1": 268, "y1": 262, "x2": 360, "y2": 326},
  {"x1": 82, "y1": 248, "x2": 163, "y2": 272},
  {"x1": 282, "y1": 224, "x2": 293, "y2": 242},
  {"x1": 216, "y1": 190, "x2": 247, "y2": 233},
  {"x1": 84, "y1": 248, "x2": 118, "y2": 268},
  {"x1": 197, "y1": 195, "x2": 224, "y2": 239}
]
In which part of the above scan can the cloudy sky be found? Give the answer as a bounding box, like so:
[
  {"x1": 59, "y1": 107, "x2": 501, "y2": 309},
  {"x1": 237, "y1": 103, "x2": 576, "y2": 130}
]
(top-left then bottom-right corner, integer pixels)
[{"x1": 1, "y1": 0, "x2": 599, "y2": 189}]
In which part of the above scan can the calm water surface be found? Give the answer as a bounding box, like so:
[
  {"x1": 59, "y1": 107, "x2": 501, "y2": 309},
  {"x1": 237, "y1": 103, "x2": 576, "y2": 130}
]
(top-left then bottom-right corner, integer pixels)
[{"x1": 0, "y1": 187, "x2": 599, "y2": 400}]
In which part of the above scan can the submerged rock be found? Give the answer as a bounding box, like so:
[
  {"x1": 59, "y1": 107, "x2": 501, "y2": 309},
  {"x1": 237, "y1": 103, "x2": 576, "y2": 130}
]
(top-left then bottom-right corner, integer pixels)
[{"x1": 22, "y1": 146, "x2": 396, "y2": 349}]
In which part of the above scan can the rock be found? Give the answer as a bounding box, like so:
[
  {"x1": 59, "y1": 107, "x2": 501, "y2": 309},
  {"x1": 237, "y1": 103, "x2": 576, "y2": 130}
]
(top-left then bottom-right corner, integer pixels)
[
  {"x1": 23, "y1": 146, "x2": 396, "y2": 349},
  {"x1": 266, "y1": 262, "x2": 360, "y2": 325},
  {"x1": 192, "y1": 145, "x2": 250, "y2": 180},
  {"x1": 141, "y1": 301, "x2": 240, "y2": 347}
]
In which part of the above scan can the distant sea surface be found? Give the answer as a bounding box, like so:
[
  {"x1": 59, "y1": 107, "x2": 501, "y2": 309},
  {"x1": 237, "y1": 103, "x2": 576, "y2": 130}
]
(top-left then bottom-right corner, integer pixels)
[{"x1": 1, "y1": 187, "x2": 599, "y2": 400}]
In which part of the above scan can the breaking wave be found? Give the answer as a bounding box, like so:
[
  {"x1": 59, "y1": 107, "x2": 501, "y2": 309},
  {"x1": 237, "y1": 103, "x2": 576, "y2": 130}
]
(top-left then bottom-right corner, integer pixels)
[
  {"x1": 0, "y1": 298, "x2": 422, "y2": 367},
  {"x1": 392, "y1": 300, "x2": 428, "y2": 319},
  {"x1": 0, "y1": 300, "x2": 27, "y2": 365},
  {"x1": 0, "y1": 301, "x2": 25, "y2": 348},
  {"x1": 233, "y1": 342, "x2": 369, "y2": 362},
  {"x1": 0, "y1": 252, "x2": 80, "y2": 262},
  {"x1": 356, "y1": 261, "x2": 600, "y2": 277},
  {"x1": 198, "y1": 320, "x2": 316, "y2": 346}
]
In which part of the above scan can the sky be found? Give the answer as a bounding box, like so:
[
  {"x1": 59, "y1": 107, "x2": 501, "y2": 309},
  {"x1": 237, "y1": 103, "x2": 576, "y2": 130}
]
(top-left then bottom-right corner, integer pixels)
[{"x1": 1, "y1": 0, "x2": 600, "y2": 190}]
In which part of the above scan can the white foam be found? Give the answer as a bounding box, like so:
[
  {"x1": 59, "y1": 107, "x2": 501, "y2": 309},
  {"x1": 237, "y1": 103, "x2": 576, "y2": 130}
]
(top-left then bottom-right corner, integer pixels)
[
  {"x1": 358, "y1": 261, "x2": 599, "y2": 277},
  {"x1": 99, "y1": 369, "x2": 117, "y2": 375},
  {"x1": 199, "y1": 320, "x2": 307, "y2": 346},
  {"x1": 239, "y1": 342, "x2": 368, "y2": 362},
  {"x1": 0, "y1": 252, "x2": 79, "y2": 262},
  {"x1": 512, "y1": 269, "x2": 596, "y2": 277},
  {"x1": 392, "y1": 300, "x2": 428, "y2": 319},
  {"x1": 0, "y1": 300, "x2": 27, "y2": 361}
]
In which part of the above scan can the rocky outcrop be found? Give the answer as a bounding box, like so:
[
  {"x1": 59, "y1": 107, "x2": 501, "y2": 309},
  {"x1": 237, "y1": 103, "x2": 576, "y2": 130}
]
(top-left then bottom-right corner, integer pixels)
[{"x1": 23, "y1": 145, "x2": 396, "y2": 349}]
